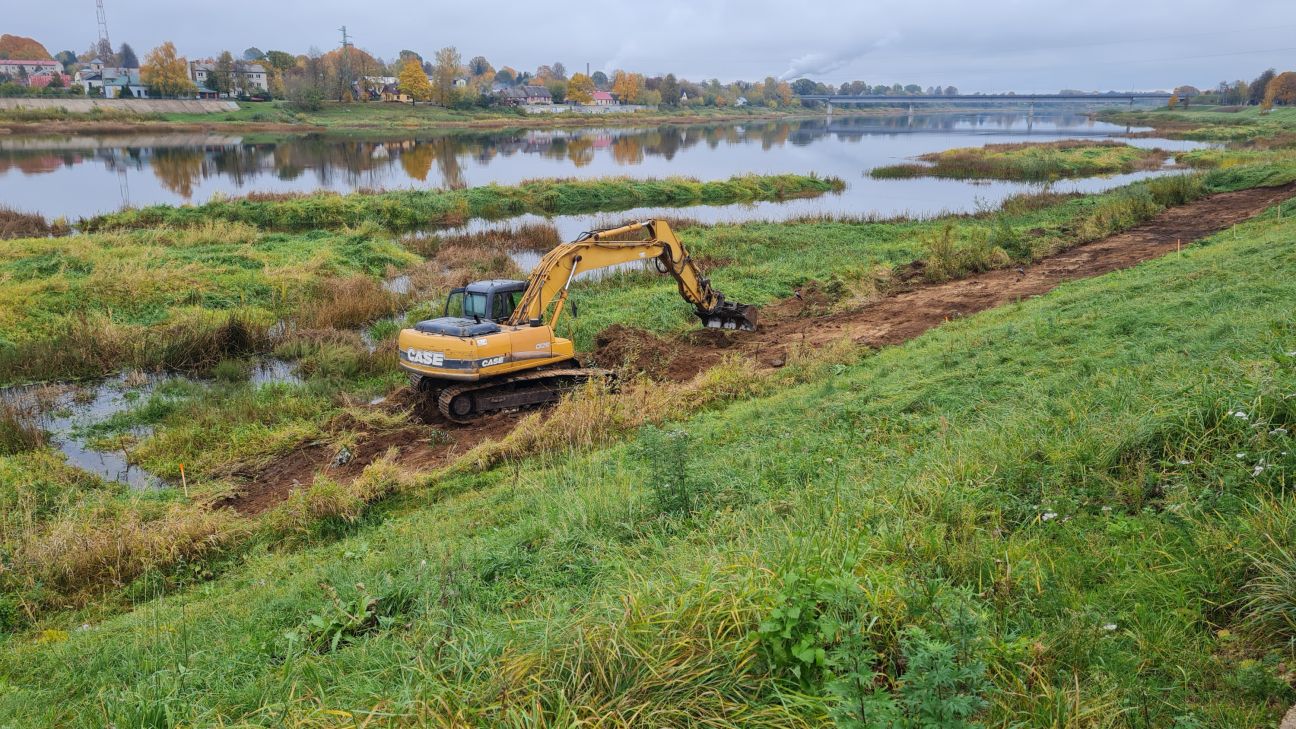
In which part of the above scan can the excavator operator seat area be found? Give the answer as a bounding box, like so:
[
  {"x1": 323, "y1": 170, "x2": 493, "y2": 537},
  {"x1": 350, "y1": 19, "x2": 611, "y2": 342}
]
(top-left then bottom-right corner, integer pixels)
[{"x1": 443, "y1": 279, "x2": 527, "y2": 324}]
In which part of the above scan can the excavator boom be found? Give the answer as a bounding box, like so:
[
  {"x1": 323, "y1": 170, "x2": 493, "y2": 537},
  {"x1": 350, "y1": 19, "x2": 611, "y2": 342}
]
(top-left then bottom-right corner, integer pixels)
[
  {"x1": 397, "y1": 219, "x2": 756, "y2": 421},
  {"x1": 508, "y1": 219, "x2": 757, "y2": 332}
]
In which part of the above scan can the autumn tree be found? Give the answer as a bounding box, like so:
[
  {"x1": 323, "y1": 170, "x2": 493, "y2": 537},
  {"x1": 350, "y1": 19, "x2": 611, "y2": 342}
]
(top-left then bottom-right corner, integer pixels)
[
  {"x1": 140, "y1": 42, "x2": 195, "y2": 98},
  {"x1": 468, "y1": 55, "x2": 492, "y2": 77},
  {"x1": 496, "y1": 67, "x2": 516, "y2": 86},
  {"x1": 1263, "y1": 71, "x2": 1296, "y2": 109},
  {"x1": 611, "y1": 70, "x2": 643, "y2": 104},
  {"x1": 567, "y1": 72, "x2": 595, "y2": 104},
  {"x1": 551, "y1": 62, "x2": 567, "y2": 80},
  {"x1": 1250, "y1": 68, "x2": 1276, "y2": 105},
  {"x1": 431, "y1": 46, "x2": 461, "y2": 105},
  {"x1": 0, "y1": 34, "x2": 53, "y2": 60},
  {"x1": 398, "y1": 59, "x2": 433, "y2": 103}
]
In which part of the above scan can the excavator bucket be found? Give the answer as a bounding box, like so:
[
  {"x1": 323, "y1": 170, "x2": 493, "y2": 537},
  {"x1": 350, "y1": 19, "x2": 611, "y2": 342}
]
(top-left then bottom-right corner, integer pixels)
[{"x1": 697, "y1": 299, "x2": 758, "y2": 331}]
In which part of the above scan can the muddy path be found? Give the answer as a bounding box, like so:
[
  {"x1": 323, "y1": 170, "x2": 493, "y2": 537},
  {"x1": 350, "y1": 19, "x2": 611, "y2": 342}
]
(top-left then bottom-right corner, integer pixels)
[{"x1": 222, "y1": 181, "x2": 1296, "y2": 515}]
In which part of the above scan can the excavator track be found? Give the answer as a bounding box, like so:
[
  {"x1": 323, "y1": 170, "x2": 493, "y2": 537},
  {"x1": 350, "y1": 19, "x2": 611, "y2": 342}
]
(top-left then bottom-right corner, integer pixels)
[{"x1": 434, "y1": 366, "x2": 614, "y2": 422}]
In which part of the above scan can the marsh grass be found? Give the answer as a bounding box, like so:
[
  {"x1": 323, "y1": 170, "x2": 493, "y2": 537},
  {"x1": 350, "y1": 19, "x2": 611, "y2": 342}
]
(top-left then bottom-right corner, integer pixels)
[
  {"x1": 81, "y1": 174, "x2": 847, "y2": 233},
  {"x1": 0, "y1": 206, "x2": 68, "y2": 239},
  {"x1": 871, "y1": 140, "x2": 1171, "y2": 181},
  {"x1": 0, "y1": 400, "x2": 45, "y2": 456}
]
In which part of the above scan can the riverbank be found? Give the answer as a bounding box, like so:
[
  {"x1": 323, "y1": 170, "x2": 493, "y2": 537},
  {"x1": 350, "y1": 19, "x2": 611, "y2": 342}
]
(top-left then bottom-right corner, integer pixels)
[{"x1": 0, "y1": 100, "x2": 848, "y2": 137}]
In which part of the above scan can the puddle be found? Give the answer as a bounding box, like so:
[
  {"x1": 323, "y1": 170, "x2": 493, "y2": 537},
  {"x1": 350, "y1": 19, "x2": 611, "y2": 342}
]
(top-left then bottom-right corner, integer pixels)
[
  {"x1": 1, "y1": 357, "x2": 301, "y2": 490},
  {"x1": 383, "y1": 274, "x2": 412, "y2": 295}
]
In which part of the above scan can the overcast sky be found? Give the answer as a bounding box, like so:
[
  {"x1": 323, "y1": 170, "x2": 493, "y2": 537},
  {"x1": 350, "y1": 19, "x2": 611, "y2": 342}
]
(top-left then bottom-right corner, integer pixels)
[{"x1": 11, "y1": 0, "x2": 1296, "y2": 91}]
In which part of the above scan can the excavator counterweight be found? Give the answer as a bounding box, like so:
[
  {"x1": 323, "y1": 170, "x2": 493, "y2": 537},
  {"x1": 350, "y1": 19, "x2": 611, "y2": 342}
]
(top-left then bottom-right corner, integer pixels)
[{"x1": 397, "y1": 219, "x2": 757, "y2": 421}]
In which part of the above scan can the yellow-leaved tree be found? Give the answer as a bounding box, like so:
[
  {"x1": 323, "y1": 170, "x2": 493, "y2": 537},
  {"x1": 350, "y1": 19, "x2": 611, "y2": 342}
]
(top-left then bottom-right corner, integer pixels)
[
  {"x1": 567, "y1": 72, "x2": 595, "y2": 104},
  {"x1": 611, "y1": 70, "x2": 643, "y2": 104},
  {"x1": 1262, "y1": 71, "x2": 1296, "y2": 111},
  {"x1": 398, "y1": 60, "x2": 433, "y2": 104},
  {"x1": 432, "y1": 46, "x2": 461, "y2": 106},
  {"x1": 141, "y1": 42, "x2": 195, "y2": 98}
]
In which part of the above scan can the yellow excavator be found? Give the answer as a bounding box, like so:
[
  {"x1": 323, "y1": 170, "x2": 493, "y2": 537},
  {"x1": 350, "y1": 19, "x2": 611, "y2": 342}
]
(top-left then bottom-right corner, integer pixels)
[{"x1": 397, "y1": 219, "x2": 757, "y2": 421}]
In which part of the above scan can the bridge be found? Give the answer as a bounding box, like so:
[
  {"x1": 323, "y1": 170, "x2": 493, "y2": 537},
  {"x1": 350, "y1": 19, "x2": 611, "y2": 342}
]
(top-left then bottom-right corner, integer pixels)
[{"x1": 797, "y1": 92, "x2": 1175, "y2": 114}]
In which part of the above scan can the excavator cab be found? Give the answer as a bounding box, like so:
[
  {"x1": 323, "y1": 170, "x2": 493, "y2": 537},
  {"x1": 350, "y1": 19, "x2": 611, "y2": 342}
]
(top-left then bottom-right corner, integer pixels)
[{"x1": 442, "y1": 279, "x2": 528, "y2": 323}]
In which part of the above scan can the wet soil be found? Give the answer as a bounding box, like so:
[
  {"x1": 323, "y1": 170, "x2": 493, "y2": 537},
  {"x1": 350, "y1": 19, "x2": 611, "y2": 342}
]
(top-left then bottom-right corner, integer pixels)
[{"x1": 224, "y1": 181, "x2": 1296, "y2": 515}]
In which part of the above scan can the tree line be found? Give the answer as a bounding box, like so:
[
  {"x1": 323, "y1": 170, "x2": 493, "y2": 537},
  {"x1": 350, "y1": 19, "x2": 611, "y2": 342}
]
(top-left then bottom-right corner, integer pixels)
[{"x1": 1172, "y1": 68, "x2": 1296, "y2": 109}]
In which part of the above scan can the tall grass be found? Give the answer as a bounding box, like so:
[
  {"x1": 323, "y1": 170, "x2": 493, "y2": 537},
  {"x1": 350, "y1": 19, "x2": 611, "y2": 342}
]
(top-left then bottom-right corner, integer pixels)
[
  {"x1": 871, "y1": 140, "x2": 1170, "y2": 181},
  {"x1": 0, "y1": 206, "x2": 68, "y2": 239},
  {"x1": 0, "y1": 401, "x2": 45, "y2": 456},
  {"x1": 80, "y1": 174, "x2": 847, "y2": 233}
]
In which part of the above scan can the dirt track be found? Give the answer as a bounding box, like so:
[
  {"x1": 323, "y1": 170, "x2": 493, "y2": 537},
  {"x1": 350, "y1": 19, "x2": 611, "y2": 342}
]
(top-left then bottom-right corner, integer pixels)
[{"x1": 222, "y1": 181, "x2": 1296, "y2": 515}]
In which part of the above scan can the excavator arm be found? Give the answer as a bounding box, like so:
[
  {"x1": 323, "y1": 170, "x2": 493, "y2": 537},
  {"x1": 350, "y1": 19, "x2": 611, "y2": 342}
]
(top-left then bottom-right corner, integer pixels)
[{"x1": 505, "y1": 219, "x2": 758, "y2": 331}]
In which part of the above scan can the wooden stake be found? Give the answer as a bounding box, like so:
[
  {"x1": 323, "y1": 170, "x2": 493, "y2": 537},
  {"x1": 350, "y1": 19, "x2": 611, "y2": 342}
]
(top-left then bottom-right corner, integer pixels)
[
  {"x1": 179, "y1": 463, "x2": 188, "y2": 497},
  {"x1": 1177, "y1": 238, "x2": 1181, "y2": 255}
]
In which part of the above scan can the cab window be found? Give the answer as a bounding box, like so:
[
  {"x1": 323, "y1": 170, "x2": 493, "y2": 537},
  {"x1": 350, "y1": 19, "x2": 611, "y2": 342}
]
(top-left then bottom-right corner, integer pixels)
[
  {"x1": 492, "y1": 290, "x2": 520, "y2": 321},
  {"x1": 464, "y1": 292, "x2": 488, "y2": 319},
  {"x1": 444, "y1": 290, "x2": 489, "y2": 319}
]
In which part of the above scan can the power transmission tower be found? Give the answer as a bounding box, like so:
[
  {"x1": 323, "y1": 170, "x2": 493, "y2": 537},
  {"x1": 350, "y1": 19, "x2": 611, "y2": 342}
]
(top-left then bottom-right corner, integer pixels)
[
  {"x1": 96, "y1": 0, "x2": 113, "y2": 60},
  {"x1": 94, "y1": 0, "x2": 114, "y2": 96},
  {"x1": 338, "y1": 25, "x2": 352, "y2": 101}
]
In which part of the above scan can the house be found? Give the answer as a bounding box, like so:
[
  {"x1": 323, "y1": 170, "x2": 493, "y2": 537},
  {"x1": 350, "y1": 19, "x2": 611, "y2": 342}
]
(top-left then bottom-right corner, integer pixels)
[
  {"x1": 188, "y1": 59, "x2": 269, "y2": 96},
  {"x1": 453, "y1": 77, "x2": 468, "y2": 88},
  {"x1": 26, "y1": 72, "x2": 72, "y2": 89},
  {"x1": 74, "y1": 61, "x2": 148, "y2": 98},
  {"x1": 496, "y1": 85, "x2": 552, "y2": 106},
  {"x1": 734, "y1": 96, "x2": 748, "y2": 107},
  {"x1": 380, "y1": 83, "x2": 411, "y2": 103},
  {"x1": 590, "y1": 90, "x2": 615, "y2": 106},
  {"x1": 0, "y1": 59, "x2": 62, "y2": 79},
  {"x1": 354, "y1": 76, "x2": 396, "y2": 101}
]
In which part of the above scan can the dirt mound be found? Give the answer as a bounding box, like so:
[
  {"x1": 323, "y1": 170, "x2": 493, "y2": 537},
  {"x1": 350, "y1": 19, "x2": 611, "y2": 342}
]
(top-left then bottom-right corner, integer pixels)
[{"x1": 593, "y1": 324, "x2": 732, "y2": 380}]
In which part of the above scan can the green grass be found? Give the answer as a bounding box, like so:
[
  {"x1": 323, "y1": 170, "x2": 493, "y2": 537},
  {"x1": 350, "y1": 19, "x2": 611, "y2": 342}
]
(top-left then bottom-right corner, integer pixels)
[
  {"x1": 80, "y1": 173, "x2": 846, "y2": 233},
  {"x1": 1, "y1": 193, "x2": 1294, "y2": 726},
  {"x1": 0, "y1": 222, "x2": 415, "y2": 384},
  {"x1": 1100, "y1": 106, "x2": 1296, "y2": 142},
  {"x1": 870, "y1": 140, "x2": 1170, "y2": 181}
]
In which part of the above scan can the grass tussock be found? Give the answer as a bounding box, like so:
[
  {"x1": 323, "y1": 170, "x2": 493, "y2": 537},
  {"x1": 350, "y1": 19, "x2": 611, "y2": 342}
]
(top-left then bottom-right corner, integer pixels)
[
  {"x1": 5, "y1": 501, "x2": 242, "y2": 614},
  {"x1": 0, "y1": 206, "x2": 68, "y2": 239},
  {"x1": 0, "y1": 400, "x2": 45, "y2": 456},
  {"x1": 294, "y1": 275, "x2": 404, "y2": 330},
  {"x1": 0, "y1": 311, "x2": 270, "y2": 384},
  {"x1": 264, "y1": 451, "x2": 409, "y2": 536},
  {"x1": 872, "y1": 140, "x2": 1170, "y2": 181},
  {"x1": 80, "y1": 174, "x2": 847, "y2": 233}
]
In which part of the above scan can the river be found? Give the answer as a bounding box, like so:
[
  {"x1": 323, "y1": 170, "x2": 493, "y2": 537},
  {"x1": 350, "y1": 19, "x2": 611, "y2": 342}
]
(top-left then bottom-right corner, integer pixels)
[{"x1": 0, "y1": 112, "x2": 1208, "y2": 226}]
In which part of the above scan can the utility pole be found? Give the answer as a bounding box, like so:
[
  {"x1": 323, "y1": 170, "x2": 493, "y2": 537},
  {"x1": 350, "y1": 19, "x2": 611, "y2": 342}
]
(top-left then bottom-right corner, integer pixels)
[{"x1": 338, "y1": 25, "x2": 352, "y2": 102}]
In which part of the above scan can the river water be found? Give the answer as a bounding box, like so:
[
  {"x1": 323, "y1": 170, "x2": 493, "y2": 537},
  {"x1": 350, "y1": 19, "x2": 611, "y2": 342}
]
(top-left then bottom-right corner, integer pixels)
[{"x1": 0, "y1": 112, "x2": 1207, "y2": 224}]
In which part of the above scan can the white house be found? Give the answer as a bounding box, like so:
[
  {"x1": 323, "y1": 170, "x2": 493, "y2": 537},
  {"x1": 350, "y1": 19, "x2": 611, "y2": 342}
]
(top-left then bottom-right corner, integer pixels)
[
  {"x1": 0, "y1": 59, "x2": 62, "y2": 79},
  {"x1": 73, "y1": 59, "x2": 148, "y2": 98},
  {"x1": 188, "y1": 59, "x2": 269, "y2": 96}
]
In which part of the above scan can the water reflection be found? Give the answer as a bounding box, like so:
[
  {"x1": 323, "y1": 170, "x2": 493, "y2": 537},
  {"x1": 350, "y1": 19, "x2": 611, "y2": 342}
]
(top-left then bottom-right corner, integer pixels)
[{"x1": 0, "y1": 113, "x2": 1209, "y2": 222}]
